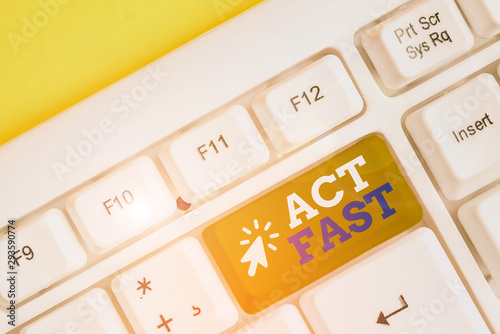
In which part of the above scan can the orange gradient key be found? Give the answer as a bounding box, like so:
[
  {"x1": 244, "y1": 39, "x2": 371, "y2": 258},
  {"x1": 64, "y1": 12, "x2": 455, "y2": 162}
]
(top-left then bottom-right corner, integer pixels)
[{"x1": 203, "y1": 135, "x2": 422, "y2": 314}]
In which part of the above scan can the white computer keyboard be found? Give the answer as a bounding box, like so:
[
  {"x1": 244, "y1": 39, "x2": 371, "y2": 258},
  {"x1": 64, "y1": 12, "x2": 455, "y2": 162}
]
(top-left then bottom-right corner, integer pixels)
[{"x1": 1, "y1": 0, "x2": 500, "y2": 333}]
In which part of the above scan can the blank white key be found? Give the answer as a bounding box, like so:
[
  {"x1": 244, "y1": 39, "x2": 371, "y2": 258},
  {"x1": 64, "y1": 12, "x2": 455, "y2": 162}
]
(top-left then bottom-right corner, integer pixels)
[
  {"x1": 456, "y1": 0, "x2": 500, "y2": 38},
  {"x1": 160, "y1": 105, "x2": 269, "y2": 203},
  {"x1": 21, "y1": 288, "x2": 127, "y2": 334},
  {"x1": 234, "y1": 304, "x2": 310, "y2": 334},
  {"x1": 112, "y1": 237, "x2": 237, "y2": 334},
  {"x1": 362, "y1": 0, "x2": 473, "y2": 90},
  {"x1": 406, "y1": 73, "x2": 500, "y2": 200},
  {"x1": 252, "y1": 55, "x2": 363, "y2": 153},
  {"x1": 67, "y1": 156, "x2": 176, "y2": 254},
  {"x1": 459, "y1": 185, "x2": 500, "y2": 290},
  {"x1": 0, "y1": 209, "x2": 86, "y2": 303},
  {"x1": 300, "y1": 228, "x2": 489, "y2": 334}
]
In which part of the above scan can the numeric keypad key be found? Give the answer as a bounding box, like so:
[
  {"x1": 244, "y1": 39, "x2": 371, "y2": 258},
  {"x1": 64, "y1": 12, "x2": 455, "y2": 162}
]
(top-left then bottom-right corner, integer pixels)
[{"x1": 112, "y1": 237, "x2": 238, "y2": 334}]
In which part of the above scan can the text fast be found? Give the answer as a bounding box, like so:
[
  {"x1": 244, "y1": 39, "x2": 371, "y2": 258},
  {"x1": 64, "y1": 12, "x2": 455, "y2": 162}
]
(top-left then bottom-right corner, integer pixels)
[{"x1": 286, "y1": 155, "x2": 396, "y2": 264}]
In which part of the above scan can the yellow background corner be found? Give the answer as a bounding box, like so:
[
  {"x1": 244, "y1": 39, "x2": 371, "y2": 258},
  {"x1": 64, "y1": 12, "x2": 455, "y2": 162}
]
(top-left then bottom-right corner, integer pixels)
[{"x1": 0, "y1": 0, "x2": 263, "y2": 145}]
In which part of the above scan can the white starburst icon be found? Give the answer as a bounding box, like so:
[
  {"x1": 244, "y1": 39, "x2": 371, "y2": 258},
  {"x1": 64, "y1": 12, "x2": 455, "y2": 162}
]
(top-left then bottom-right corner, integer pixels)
[{"x1": 240, "y1": 219, "x2": 280, "y2": 277}]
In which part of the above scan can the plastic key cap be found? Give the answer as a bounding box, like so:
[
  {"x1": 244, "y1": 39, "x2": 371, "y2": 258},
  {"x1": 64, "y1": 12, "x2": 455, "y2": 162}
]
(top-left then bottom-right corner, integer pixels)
[
  {"x1": 252, "y1": 55, "x2": 363, "y2": 153},
  {"x1": 112, "y1": 237, "x2": 238, "y2": 334},
  {"x1": 459, "y1": 185, "x2": 500, "y2": 291},
  {"x1": 300, "y1": 228, "x2": 489, "y2": 333},
  {"x1": 160, "y1": 105, "x2": 269, "y2": 203},
  {"x1": 67, "y1": 156, "x2": 176, "y2": 254},
  {"x1": 204, "y1": 135, "x2": 422, "y2": 314},
  {"x1": 406, "y1": 73, "x2": 500, "y2": 200},
  {"x1": 456, "y1": 0, "x2": 500, "y2": 38},
  {"x1": 0, "y1": 209, "x2": 87, "y2": 303},
  {"x1": 21, "y1": 288, "x2": 128, "y2": 334},
  {"x1": 362, "y1": 0, "x2": 473, "y2": 90}
]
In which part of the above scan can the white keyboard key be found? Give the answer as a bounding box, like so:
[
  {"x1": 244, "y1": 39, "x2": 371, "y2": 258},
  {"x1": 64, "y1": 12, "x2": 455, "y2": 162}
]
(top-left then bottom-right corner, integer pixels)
[
  {"x1": 300, "y1": 228, "x2": 489, "y2": 333},
  {"x1": 362, "y1": 0, "x2": 473, "y2": 90},
  {"x1": 67, "y1": 156, "x2": 176, "y2": 254},
  {"x1": 459, "y1": 185, "x2": 500, "y2": 290},
  {"x1": 160, "y1": 105, "x2": 269, "y2": 202},
  {"x1": 252, "y1": 55, "x2": 363, "y2": 153},
  {"x1": 406, "y1": 73, "x2": 500, "y2": 200},
  {"x1": 234, "y1": 304, "x2": 310, "y2": 334},
  {"x1": 0, "y1": 209, "x2": 86, "y2": 303},
  {"x1": 112, "y1": 237, "x2": 238, "y2": 334},
  {"x1": 456, "y1": 0, "x2": 500, "y2": 38},
  {"x1": 21, "y1": 288, "x2": 127, "y2": 334}
]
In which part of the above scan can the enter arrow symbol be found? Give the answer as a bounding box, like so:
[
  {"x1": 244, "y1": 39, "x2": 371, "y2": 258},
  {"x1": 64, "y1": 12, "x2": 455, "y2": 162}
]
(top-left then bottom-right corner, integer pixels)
[{"x1": 376, "y1": 295, "x2": 408, "y2": 326}]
